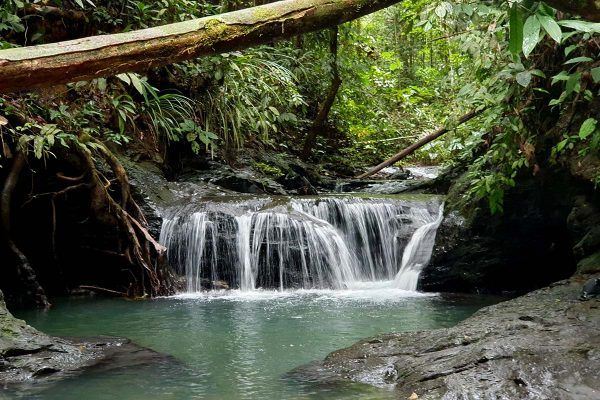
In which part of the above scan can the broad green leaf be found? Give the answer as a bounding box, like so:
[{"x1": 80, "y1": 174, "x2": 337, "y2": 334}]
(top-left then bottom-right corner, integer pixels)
[
  {"x1": 516, "y1": 71, "x2": 532, "y2": 87},
  {"x1": 566, "y1": 72, "x2": 581, "y2": 95},
  {"x1": 128, "y1": 73, "x2": 147, "y2": 100},
  {"x1": 551, "y1": 71, "x2": 569, "y2": 85},
  {"x1": 523, "y1": 16, "x2": 541, "y2": 57},
  {"x1": 559, "y1": 20, "x2": 600, "y2": 33},
  {"x1": 537, "y1": 3, "x2": 555, "y2": 17},
  {"x1": 564, "y1": 56, "x2": 593, "y2": 64},
  {"x1": 530, "y1": 69, "x2": 546, "y2": 78},
  {"x1": 579, "y1": 118, "x2": 597, "y2": 139},
  {"x1": 556, "y1": 138, "x2": 569, "y2": 152},
  {"x1": 564, "y1": 44, "x2": 578, "y2": 57},
  {"x1": 33, "y1": 136, "x2": 44, "y2": 159},
  {"x1": 509, "y1": 5, "x2": 524, "y2": 55},
  {"x1": 591, "y1": 67, "x2": 600, "y2": 83},
  {"x1": 116, "y1": 73, "x2": 131, "y2": 85},
  {"x1": 538, "y1": 15, "x2": 562, "y2": 43}
]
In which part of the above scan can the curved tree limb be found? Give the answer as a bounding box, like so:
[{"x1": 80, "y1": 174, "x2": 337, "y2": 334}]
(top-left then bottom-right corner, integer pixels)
[{"x1": 302, "y1": 26, "x2": 341, "y2": 159}]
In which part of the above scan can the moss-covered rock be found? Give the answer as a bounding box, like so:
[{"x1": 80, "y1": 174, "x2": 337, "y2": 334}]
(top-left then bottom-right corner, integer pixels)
[{"x1": 419, "y1": 170, "x2": 586, "y2": 294}]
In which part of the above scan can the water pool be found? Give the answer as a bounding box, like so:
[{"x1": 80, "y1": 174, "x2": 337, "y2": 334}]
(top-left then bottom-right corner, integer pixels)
[{"x1": 11, "y1": 286, "x2": 501, "y2": 399}]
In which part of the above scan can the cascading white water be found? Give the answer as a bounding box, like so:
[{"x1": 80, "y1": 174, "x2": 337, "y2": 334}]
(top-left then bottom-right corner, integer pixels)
[
  {"x1": 159, "y1": 196, "x2": 443, "y2": 292},
  {"x1": 394, "y1": 203, "x2": 444, "y2": 290}
]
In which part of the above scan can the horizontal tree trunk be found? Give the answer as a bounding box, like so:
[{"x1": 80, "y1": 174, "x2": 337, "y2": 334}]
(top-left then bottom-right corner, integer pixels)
[
  {"x1": 0, "y1": 0, "x2": 402, "y2": 93},
  {"x1": 356, "y1": 109, "x2": 484, "y2": 179}
]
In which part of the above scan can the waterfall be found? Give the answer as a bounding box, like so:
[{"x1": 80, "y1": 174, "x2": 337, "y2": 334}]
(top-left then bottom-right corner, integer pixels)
[
  {"x1": 394, "y1": 204, "x2": 444, "y2": 290},
  {"x1": 159, "y1": 196, "x2": 443, "y2": 292}
]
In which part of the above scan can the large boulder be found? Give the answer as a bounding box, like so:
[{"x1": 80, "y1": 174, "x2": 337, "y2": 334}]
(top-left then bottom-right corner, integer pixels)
[
  {"x1": 418, "y1": 170, "x2": 596, "y2": 294},
  {"x1": 295, "y1": 276, "x2": 600, "y2": 399}
]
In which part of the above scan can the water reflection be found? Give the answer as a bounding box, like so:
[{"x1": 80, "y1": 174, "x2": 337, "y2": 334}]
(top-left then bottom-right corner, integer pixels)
[{"x1": 13, "y1": 290, "x2": 501, "y2": 399}]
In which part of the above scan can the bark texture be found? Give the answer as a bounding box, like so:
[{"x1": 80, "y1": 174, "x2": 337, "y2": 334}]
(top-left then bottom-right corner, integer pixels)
[
  {"x1": 0, "y1": 0, "x2": 402, "y2": 93},
  {"x1": 302, "y1": 26, "x2": 341, "y2": 159},
  {"x1": 543, "y1": 0, "x2": 600, "y2": 21}
]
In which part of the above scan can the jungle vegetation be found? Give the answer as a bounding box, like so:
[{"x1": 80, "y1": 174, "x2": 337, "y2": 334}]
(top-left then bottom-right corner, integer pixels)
[{"x1": 0, "y1": 0, "x2": 599, "y2": 306}]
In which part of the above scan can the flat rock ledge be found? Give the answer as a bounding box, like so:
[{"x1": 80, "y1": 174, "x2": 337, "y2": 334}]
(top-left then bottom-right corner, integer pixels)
[
  {"x1": 294, "y1": 276, "x2": 600, "y2": 399},
  {"x1": 0, "y1": 292, "x2": 172, "y2": 392}
]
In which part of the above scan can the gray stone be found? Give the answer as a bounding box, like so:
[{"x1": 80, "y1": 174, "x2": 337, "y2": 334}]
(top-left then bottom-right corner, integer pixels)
[
  {"x1": 295, "y1": 277, "x2": 600, "y2": 399},
  {"x1": 0, "y1": 290, "x2": 178, "y2": 391}
]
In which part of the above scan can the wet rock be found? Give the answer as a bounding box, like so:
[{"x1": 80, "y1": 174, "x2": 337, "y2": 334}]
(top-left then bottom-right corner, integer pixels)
[
  {"x1": 581, "y1": 277, "x2": 600, "y2": 300},
  {"x1": 387, "y1": 169, "x2": 412, "y2": 180},
  {"x1": 0, "y1": 289, "x2": 178, "y2": 391},
  {"x1": 189, "y1": 161, "x2": 288, "y2": 195},
  {"x1": 197, "y1": 279, "x2": 230, "y2": 290},
  {"x1": 420, "y1": 171, "x2": 590, "y2": 294},
  {"x1": 296, "y1": 278, "x2": 600, "y2": 399},
  {"x1": 121, "y1": 158, "x2": 231, "y2": 237}
]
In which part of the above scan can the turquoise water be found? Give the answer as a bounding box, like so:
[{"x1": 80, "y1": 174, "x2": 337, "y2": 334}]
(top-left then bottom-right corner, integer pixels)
[{"x1": 13, "y1": 286, "x2": 500, "y2": 399}]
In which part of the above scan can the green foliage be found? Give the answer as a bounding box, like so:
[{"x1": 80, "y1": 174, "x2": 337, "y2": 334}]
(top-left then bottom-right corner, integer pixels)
[
  {"x1": 184, "y1": 46, "x2": 308, "y2": 148},
  {"x1": 253, "y1": 162, "x2": 283, "y2": 179},
  {"x1": 1, "y1": 0, "x2": 598, "y2": 213}
]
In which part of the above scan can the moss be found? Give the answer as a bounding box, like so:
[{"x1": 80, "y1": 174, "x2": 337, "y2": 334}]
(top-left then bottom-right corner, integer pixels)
[
  {"x1": 577, "y1": 251, "x2": 600, "y2": 275},
  {"x1": 253, "y1": 162, "x2": 284, "y2": 179},
  {"x1": 444, "y1": 170, "x2": 480, "y2": 223},
  {"x1": 252, "y1": 7, "x2": 277, "y2": 21}
]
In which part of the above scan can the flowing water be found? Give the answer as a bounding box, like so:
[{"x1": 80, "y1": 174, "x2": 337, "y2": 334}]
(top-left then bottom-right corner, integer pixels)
[
  {"x1": 160, "y1": 195, "x2": 443, "y2": 292},
  {"x1": 8, "y1": 194, "x2": 502, "y2": 399}
]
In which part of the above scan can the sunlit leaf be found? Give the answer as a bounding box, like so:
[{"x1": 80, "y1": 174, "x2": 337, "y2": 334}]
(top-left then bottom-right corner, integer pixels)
[
  {"x1": 538, "y1": 15, "x2": 562, "y2": 43},
  {"x1": 523, "y1": 16, "x2": 541, "y2": 58},
  {"x1": 579, "y1": 118, "x2": 597, "y2": 139}
]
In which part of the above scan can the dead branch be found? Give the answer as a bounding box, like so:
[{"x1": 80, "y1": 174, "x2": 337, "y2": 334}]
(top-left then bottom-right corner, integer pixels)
[{"x1": 357, "y1": 109, "x2": 485, "y2": 179}]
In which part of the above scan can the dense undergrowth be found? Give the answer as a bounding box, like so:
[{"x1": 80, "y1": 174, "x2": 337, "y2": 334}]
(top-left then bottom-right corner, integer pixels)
[{"x1": 0, "y1": 0, "x2": 599, "y2": 306}]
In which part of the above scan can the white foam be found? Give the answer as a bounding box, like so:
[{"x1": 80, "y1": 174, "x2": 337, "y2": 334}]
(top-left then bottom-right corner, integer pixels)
[{"x1": 167, "y1": 281, "x2": 436, "y2": 303}]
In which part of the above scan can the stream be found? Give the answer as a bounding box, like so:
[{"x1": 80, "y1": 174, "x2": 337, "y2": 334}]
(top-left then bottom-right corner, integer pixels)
[
  {"x1": 13, "y1": 194, "x2": 502, "y2": 399},
  {"x1": 16, "y1": 291, "x2": 500, "y2": 399}
]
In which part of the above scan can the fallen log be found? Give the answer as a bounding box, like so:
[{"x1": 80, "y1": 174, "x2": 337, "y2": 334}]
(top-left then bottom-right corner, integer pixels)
[
  {"x1": 356, "y1": 109, "x2": 484, "y2": 179},
  {"x1": 0, "y1": 0, "x2": 403, "y2": 93}
]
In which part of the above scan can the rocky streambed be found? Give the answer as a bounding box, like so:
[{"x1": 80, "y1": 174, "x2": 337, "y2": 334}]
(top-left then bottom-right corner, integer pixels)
[{"x1": 293, "y1": 275, "x2": 600, "y2": 399}]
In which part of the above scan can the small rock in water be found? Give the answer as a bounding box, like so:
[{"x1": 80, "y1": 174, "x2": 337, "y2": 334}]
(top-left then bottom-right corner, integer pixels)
[
  {"x1": 580, "y1": 277, "x2": 600, "y2": 300},
  {"x1": 212, "y1": 280, "x2": 230, "y2": 290},
  {"x1": 408, "y1": 393, "x2": 419, "y2": 400}
]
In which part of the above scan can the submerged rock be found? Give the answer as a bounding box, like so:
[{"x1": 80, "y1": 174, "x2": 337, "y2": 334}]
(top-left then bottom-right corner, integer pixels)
[
  {"x1": 0, "y1": 290, "x2": 178, "y2": 391},
  {"x1": 295, "y1": 277, "x2": 600, "y2": 399}
]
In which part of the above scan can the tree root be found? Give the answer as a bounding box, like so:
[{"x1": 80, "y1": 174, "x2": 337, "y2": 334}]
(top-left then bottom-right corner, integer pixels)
[
  {"x1": 75, "y1": 144, "x2": 171, "y2": 298},
  {"x1": 1, "y1": 152, "x2": 50, "y2": 309},
  {"x1": 1, "y1": 108, "x2": 173, "y2": 305}
]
